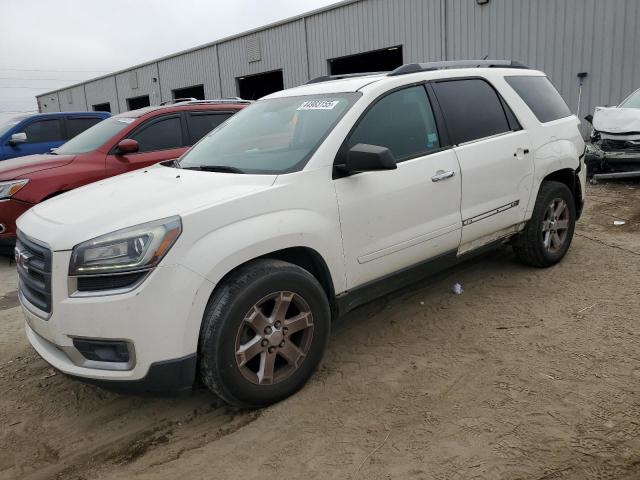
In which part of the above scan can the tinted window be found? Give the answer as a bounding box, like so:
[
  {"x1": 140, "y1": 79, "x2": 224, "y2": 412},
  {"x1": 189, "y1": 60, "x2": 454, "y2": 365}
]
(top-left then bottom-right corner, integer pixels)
[
  {"x1": 187, "y1": 113, "x2": 232, "y2": 144},
  {"x1": 23, "y1": 119, "x2": 63, "y2": 143},
  {"x1": 506, "y1": 76, "x2": 572, "y2": 123},
  {"x1": 66, "y1": 117, "x2": 103, "y2": 139},
  {"x1": 433, "y1": 79, "x2": 511, "y2": 144},
  {"x1": 131, "y1": 116, "x2": 183, "y2": 153},
  {"x1": 348, "y1": 86, "x2": 440, "y2": 161}
]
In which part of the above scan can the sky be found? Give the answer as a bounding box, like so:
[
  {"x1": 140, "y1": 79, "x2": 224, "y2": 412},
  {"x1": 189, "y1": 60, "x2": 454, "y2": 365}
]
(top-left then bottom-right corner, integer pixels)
[{"x1": 0, "y1": 0, "x2": 340, "y2": 121}]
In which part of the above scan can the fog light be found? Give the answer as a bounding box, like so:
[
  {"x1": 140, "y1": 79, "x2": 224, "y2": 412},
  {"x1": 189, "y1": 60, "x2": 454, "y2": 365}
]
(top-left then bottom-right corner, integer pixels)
[{"x1": 73, "y1": 339, "x2": 130, "y2": 363}]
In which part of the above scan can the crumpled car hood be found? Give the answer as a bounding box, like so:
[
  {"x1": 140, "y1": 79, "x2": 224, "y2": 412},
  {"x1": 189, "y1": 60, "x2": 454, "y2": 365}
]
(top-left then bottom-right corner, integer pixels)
[{"x1": 592, "y1": 107, "x2": 640, "y2": 134}]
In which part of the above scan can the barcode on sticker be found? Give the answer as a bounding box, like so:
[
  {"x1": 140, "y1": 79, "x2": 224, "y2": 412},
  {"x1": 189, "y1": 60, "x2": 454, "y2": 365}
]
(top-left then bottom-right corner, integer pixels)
[{"x1": 297, "y1": 100, "x2": 340, "y2": 111}]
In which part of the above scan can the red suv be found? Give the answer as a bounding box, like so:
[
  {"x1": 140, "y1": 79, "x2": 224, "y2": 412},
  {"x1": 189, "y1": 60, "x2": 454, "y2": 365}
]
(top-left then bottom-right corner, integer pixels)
[{"x1": 0, "y1": 100, "x2": 248, "y2": 252}]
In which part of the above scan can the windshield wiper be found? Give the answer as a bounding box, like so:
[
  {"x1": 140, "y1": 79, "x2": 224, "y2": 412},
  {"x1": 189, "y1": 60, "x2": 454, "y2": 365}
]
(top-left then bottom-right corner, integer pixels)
[{"x1": 181, "y1": 165, "x2": 245, "y2": 174}]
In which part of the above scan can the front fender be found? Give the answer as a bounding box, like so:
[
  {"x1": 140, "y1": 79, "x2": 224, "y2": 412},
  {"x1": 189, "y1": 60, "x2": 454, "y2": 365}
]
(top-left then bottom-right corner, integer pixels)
[{"x1": 178, "y1": 208, "x2": 345, "y2": 294}]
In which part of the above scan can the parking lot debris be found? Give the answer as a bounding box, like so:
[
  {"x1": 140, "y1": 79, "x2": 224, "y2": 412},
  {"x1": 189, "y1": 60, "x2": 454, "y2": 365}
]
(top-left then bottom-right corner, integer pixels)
[
  {"x1": 614, "y1": 220, "x2": 626, "y2": 226},
  {"x1": 452, "y1": 283, "x2": 464, "y2": 295}
]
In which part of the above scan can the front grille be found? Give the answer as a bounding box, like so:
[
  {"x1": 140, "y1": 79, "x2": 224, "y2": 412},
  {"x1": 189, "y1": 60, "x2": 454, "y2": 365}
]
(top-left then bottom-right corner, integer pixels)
[
  {"x1": 600, "y1": 139, "x2": 640, "y2": 153},
  {"x1": 16, "y1": 232, "x2": 53, "y2": 315}
]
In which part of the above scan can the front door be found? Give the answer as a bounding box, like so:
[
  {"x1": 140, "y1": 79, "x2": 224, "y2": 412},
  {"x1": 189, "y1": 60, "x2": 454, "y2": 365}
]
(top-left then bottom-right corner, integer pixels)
[
  {"x1": 5, "y1": 117, "x2": 65, "y2": 159},
  {"x1": 334, "y1": 85, "x2": 462, "y2": 289},
  {"x1": 106, "y1": 114, "x2": 188, "y2": 176}
]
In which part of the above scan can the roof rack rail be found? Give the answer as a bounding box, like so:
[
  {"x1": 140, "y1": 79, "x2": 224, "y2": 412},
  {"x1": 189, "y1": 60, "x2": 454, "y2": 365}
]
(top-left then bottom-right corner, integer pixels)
[
  {"x1": 305, "y1": 71, "x2": 388, "y2": 84},
  {"x1": 160, "y1": 97, "x2": 197, "y2": 105},
  {"x1": 164, "y1": 98, "x2": 253, "y2": 106},
  {"x1": 388, "y1": 60, "x2": 530, "y2": 76}
]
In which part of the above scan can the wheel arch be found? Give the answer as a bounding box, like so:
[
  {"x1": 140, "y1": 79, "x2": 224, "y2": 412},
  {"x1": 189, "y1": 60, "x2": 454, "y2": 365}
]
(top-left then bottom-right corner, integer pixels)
[{"x1": 541, "y1": 168, "x2": 583, "y2": 219}]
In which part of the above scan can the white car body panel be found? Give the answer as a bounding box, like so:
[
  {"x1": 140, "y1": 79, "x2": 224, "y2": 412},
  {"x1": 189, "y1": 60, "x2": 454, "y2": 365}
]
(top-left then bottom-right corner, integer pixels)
[{"x1": 334, "y1": 149, "x2": 462, "y2": 289}]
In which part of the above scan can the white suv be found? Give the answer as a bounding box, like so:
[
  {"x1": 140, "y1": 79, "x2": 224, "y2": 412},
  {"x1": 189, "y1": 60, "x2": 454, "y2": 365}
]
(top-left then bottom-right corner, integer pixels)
[{"x1": 16, "y1": 61, "x2": 586, "y2": 407}]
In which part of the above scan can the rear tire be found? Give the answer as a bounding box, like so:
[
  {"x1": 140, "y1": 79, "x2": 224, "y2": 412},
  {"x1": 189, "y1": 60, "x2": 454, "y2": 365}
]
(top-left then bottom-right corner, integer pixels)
[
  {"x1": 199, "y1": 259, "x2": 331, "y2": 408},
  {"x1": 513, "y1": 181, "x2": 576, "y2": 268}
]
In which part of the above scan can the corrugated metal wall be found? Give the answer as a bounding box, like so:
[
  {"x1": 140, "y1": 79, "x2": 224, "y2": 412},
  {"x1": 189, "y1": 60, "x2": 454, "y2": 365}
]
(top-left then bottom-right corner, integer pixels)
[
  {"x1": 114, "y1": 63, "x2": 162, "y2": 112},
  {"x1": 158, "y1": 46, "x2": 222, "y2": 102},
  {"x1": 84, "y1": 76, "x2": 120, "y2": 113},
  {"x1": 37, "y1": 92, "x2": 61, "y2": 112},
  {"x1": 445, "y1": 0, "x2": 640, "y2": 134},
  {"x1": 55, "y1": 85, "x2": 88, "y2": 112},
  {"x1": 37, "y1": 0, "x2": 640, "y2": 137},
  {"x1": 217, "y1": 19, "x2": 308, "y2": 96},
  {"x1": 305, "y1": 0, "x2": 444, "y2": 78}
]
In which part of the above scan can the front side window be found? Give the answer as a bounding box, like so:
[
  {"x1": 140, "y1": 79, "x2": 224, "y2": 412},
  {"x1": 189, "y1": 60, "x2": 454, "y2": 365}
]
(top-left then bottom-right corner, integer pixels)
[
  {"x1": 56, "y1": 117, "x2": 134, "y2": 155},
  {"x1": 505, "y1": 76, "x2": 572, "y2": 123},
  {"x1": 66, "y1": 117, "x2": 103, "y2": 139},
  {"x1": 433, "y1": 79, "x2": 511, "y2": 144},
  {"x1": 131, "y1": 116, "x2": 183, "y2": 153},
  {"x1": 347, "y1": 86, "x2": 441, "y2": 161},
  {"x1": 619, "y1": 89, "x2": 640, "y2": 109},
  {"x1": 23, "y1": 119, "x2": 63, "y2": 143},
  {"x1": 179, "y1": 93, "x2": 359, "y2": 174}
]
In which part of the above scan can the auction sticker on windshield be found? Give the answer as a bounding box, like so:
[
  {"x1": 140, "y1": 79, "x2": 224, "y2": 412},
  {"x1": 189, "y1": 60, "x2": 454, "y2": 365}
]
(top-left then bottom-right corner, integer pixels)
[{"x1": 297, "y1": 100, "x2": 340, "y2": 111}]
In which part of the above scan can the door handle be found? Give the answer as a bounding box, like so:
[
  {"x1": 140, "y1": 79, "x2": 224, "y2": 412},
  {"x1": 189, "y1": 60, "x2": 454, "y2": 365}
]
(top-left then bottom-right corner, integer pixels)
[
  {"x1": 514, "y1": 148, "x2": 530, "y2": 157},
  {"x1": 431, "y1": 170, "x2": 455, "y2": 182}
]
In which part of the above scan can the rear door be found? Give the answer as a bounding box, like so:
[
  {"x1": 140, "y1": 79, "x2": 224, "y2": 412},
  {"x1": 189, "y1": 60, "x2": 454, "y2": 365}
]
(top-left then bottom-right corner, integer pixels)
[
  {"x1": 185, "y1": 111, "x2": 233, "y2": 144},
  {"x1": 106, "y1": 113, "x2": 188, "y2": 175},
  {"x1": 431, "y1": 78, "x2": 533, "y2": 247},
  {"x1": 334, "y1": 85, "x2": 462, "y2": 289},
  {"x1": 5, "y1": 117, "x2": 65, "y2": 159}
]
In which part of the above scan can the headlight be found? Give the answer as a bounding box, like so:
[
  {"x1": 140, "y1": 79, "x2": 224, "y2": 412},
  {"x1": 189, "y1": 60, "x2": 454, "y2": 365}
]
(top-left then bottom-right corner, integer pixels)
[
  {"x1": 0, "y1": 179, "x2": 28, "y2": 200},
  {"x1": 69, "y1": 216, "x2": 182, "y2": 276}
]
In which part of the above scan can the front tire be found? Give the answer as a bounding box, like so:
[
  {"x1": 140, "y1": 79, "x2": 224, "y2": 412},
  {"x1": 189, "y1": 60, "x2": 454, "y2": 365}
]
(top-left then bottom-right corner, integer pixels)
[
  {"x1": 199, "y1": 259, "x2": 331, "y2": 408},
  {"x1": 513, "y1": 181, "x2": 576, "y2": 268}
]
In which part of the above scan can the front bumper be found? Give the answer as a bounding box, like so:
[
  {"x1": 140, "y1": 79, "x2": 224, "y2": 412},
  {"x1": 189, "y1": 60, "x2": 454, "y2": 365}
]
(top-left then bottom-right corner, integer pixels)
[
  {"x1": 20, "y1": 249, "x2": 214, "y2": 390},
  {"x1": 587, "y1": 143, "x2": 640, "y2": 172}
]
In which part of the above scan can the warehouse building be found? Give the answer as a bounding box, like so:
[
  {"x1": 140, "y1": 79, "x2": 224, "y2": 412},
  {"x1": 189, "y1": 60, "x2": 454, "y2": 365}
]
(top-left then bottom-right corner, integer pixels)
[{"x1": 37, "y1": 0, "x2": 640, "y2": 135}]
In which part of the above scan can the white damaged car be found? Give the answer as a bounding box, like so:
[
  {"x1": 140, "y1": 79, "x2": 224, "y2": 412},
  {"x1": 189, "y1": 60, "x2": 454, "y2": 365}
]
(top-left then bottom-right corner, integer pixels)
[{"x1": 586, "y1": 88, "x2": 640, "y2": 177}]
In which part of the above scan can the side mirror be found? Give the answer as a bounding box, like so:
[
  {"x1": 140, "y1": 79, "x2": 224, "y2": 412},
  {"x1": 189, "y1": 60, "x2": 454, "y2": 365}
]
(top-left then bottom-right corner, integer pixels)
[
  {"x1": 584, "y1": 114, "x2": 594, "y2": 125},
  {"x1": 343, "y1": 144, "x2": 397, "y2": 173},
  {"x1": 116, "y1": 138, "x2": 139, "y2": 155},
  {"x1": 8, "y1": 132, "x2": 27, "y2": 146}
]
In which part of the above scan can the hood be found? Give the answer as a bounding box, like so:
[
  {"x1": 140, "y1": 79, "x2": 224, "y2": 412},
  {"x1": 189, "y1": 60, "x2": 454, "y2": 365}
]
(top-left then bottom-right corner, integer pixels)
[
  {"x1": 0, "y1": 153, "x2": 75, "y2": 180},
  {"x1": 592, "y1": 106, "x2": 640, "y2": 134},
  {"x1": 17, "y1": 164, "x2": 277, "y2": 250}
]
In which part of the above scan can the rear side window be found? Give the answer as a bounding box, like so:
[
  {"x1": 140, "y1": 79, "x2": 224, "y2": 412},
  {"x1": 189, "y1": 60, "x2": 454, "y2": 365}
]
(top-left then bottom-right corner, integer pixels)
[
  {"x1": 505, "y1": 76, "x2": 571, "y2": 123},
  {"x1": 432, "y1": 79, "x2": 511, "y2": 144},
  {"x1": 186, "y1": 112, "x2": 232, "y2": 144},
  {"x1": 23, "y1": 119, "x2": 63, "y2": 143},
  {"x1": 66, "y1": 117, "x2": 103, "y2": 139},
  {"x1": 131, "y1": 116, "x2": 183, "y2": 153},
  {"x1": 347, "y1": 85, "x2": 441, "y2": 161}
]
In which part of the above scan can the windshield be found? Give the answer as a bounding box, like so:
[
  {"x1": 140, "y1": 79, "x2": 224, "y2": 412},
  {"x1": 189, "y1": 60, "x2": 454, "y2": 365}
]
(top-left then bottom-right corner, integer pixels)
[
  {"x1": 55, "y1": 117, "x2": 135, "y2": 155},
  {"x1": 619, "y1": 89, "x2": 640, "y2": 108},
  {"x1": 0, "y1": 115, "x2": 27, "y2": 137},
  {"x1": 179, "y1": 93, "x2": 360, "y2": 174}
]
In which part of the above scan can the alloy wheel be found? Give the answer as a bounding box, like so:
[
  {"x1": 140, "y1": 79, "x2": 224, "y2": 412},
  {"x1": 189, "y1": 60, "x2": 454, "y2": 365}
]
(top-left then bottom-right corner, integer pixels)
[
  {"x1": 542, "y1": 198, "x2": 570, "y2": 253},
  {"x1": 234, "y1": 291, "x2": 314, "y2": 385}
]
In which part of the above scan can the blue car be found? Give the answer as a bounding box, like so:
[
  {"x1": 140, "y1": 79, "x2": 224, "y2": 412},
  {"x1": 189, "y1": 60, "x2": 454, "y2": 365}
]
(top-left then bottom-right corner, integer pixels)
[{"x1": 0, "y1": 111, "x2": 111, "y2": 161}]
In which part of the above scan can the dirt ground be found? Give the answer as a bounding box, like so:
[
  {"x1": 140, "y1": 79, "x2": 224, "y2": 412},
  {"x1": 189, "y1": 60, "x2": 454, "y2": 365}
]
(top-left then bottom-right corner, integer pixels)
[{"x1": 1, "y1": 182, "x2": 639, "y2": 480}]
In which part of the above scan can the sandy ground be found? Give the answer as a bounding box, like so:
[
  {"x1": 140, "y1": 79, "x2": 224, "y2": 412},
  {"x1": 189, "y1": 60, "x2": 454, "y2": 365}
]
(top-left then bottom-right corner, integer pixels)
[{"x1": 1, "y1": 182, "x2": 639, "y2": 480}]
